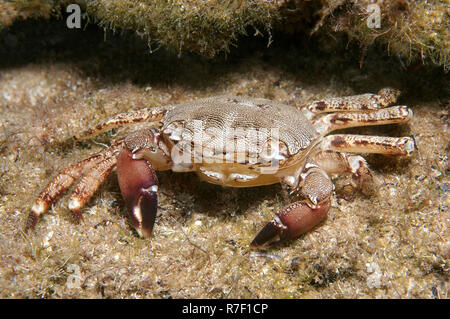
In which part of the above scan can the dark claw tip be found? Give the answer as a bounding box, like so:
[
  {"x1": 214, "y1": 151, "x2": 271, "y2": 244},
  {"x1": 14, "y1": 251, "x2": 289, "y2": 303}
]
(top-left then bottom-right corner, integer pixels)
[
  {"x1": 250, "y1": 221, "x2": 285, "y2": 248},
  {"x1": 70, "y1": 209, "x2": 84, "y2": 223},
  {"x1": 130, "y1": 190, "x2": 158, "y2": 238},
  {"x1": 25, "y1": 212, "x2": 38, "y2": 233}
]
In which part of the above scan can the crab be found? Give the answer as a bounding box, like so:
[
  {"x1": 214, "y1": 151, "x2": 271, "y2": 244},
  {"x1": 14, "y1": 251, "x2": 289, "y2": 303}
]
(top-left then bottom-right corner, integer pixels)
[{"x1": 26, "y1": 88, "x2": 415, "y2": 247}]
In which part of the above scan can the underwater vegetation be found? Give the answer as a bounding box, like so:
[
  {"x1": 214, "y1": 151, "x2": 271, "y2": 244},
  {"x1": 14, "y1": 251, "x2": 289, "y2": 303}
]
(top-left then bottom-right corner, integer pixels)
[{"x1": 1, "y1": 0, "x2": 448, "y2": 70}]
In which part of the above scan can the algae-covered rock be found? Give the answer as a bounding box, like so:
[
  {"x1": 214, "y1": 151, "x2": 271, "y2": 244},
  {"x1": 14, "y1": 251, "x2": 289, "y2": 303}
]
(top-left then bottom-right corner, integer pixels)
[
  {"x1": 0, "y1": 0, "x2": 66, "y2": 30},
  {"x1": 1, "y1": 0, "x2": 448, "y2": 69},
  {"x1": 1, "y1": 0, "x2": 280, "y2": 57},
  {"x1": 86, "y1": 0, "x2": 279, "y2": 57},
  {"x1": 318, "y1": 0, "x2": 449, "y2": 71}
]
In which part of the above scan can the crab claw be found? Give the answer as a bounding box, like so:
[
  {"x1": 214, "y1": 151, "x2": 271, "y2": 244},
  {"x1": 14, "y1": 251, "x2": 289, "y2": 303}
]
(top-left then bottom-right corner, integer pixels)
[
  {"x1": 117, "y1": 148, "x2": 159, "y2": 238},
  {"x1": 250, "y1": 200, "x2": 330, "y2": 247}
]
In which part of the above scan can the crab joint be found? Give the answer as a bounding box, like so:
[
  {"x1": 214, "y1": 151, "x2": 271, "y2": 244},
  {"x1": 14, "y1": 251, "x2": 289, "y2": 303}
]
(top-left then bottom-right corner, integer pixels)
[
  {"x1": 117, "y1": 148, "x2": 159, "y2": 238},
  {"x1": 250, "y1": 200, "x2": 330, "y2": 247}
]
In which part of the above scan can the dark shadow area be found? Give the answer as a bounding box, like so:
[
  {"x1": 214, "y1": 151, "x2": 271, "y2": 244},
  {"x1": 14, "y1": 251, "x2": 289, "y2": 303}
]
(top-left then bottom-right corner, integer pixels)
[{"x1": 0, "y1": 18, "x2": 448, "y2": 102}]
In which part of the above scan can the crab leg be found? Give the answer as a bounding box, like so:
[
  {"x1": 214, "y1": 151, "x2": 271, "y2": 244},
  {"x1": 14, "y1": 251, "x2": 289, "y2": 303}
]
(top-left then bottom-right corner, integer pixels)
[
  {"x1": 313, "y1": 105, "x2": 412, "y2": 135},
  {"x1": 303, "y1": 88, "x2": 400, "y2": 116},
  {"x1": 67, "y1": 156, "x2": 118, "y2": 221},
  {"x1": 74, "y1": 108, "x2": 169, "y2": 141},
  {"x1": 320, "y1": 134, "x2": 415, "y2": 157},
  {"x1": 312, "y1": 150, "x2": 374, "y2": 195},
  {"x1": 25, "y1": 142, "x2": 122, "y2": 232},
  {"x1": 116, "y1": 148, "x2": 159, "y2": 238},
  {"x1": 251, "y1": 162, "x2": 333, "y2": 247}
]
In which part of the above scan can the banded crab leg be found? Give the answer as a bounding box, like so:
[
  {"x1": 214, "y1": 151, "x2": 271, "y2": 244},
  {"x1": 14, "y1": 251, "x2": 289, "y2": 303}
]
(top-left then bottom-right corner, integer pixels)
[
  {"x1": 302, "y1": 88, "x2": 401, "y2": 119},
  {"x1": 313, "y1": 105, "x2": 412, "y2": 135},
  {"x1": 320, "y1": 134, "x2": 415, "y2": 157},
  {"x1": 67, "y1": 156, "x2": 118, "y2": 221},
  {"x1": 250, "y1": 135, "x2": 415, "y2": 247},
  {"x1": 26, "y1": 139, "x2": 160, "y2": 237},
  {"x1": 26, "y1": 141, "x2": 123, "y2": 231},
  {"x1": 73, "y1": 107, "x2": 169, "y2": 141},
  {"x1": 27, "y1": 104, "x2": 170, "y2": 235},
  {"x1": 252, "y1": 89, "x2": 413, "y2": 247}
]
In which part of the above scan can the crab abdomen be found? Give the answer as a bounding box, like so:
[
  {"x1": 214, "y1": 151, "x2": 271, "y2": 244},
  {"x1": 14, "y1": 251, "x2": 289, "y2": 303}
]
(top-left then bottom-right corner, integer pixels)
[{"x1": 194, "y1": 163, "x2": 284, "y2": 187}]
